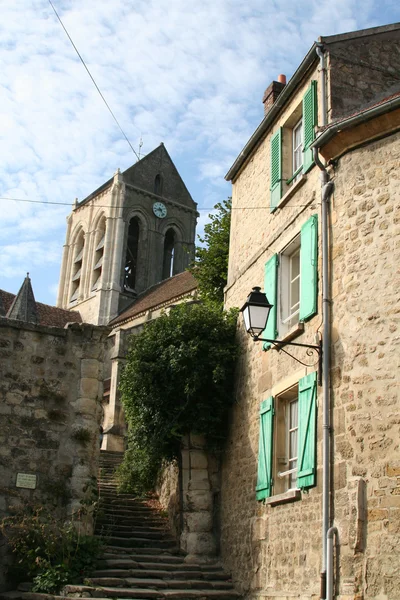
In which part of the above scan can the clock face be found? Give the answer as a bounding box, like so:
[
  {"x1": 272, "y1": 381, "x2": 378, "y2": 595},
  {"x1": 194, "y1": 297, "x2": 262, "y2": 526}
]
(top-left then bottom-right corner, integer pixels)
[{"x1": 153, "y1": 202, "x2": 167, "y2": 218}]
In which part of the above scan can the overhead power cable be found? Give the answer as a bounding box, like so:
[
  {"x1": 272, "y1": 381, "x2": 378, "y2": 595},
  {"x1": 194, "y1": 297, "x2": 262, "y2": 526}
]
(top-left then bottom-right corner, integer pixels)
[
  {"x1": 48, "y1": 0, "x2": 140, "y2": 161},
  {"x1": 0, "y1": 197, "x2": 318, "y2": 210}
]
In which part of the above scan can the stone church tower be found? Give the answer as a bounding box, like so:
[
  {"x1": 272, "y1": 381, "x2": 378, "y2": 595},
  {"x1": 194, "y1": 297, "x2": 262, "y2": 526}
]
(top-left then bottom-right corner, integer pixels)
[{"x1": 57, "y1": 144, "x2": 198, "y2": 325}]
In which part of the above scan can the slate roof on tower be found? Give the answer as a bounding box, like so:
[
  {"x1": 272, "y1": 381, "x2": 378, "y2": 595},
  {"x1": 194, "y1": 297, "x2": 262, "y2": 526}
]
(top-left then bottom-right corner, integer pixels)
[{"x1": 77, "y1": 143, "x2": 196, "y2": 210}]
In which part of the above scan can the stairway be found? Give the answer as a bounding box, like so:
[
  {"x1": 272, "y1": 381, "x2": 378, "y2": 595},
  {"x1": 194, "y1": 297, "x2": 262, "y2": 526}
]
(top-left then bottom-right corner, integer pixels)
[
  {"x1": 63, "y1": 450, "x2": 240, "y2": 599},
  {"x1": 0, "y1": 451, "x2": 239, "y2": 600}
]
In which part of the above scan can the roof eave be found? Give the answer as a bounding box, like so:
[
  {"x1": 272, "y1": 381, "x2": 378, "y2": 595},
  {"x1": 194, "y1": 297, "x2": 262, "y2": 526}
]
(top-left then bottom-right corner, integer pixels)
[
  {"x1": 225, "y1": 42, "x2": 318, "y2": 182},
  {"x1": 311, "y1": 95, "x2": 400, "y2": 149}
]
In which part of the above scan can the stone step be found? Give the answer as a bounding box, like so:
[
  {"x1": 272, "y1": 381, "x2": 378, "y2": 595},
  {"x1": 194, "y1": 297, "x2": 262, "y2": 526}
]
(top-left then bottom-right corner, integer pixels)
[
  {"x1": 101, "y1": 553, "x2": 187, "y2": 564},
  {"x1": 92, "y1": 568, "x2": 231, "y2": 580},
  {"x1": 62, "y1": 585, "x2": 240, "y2": 599},
  {"x1": 85, "y1": 577, "x2": 233, "y2": 590},
  {"x1": 98, "y1": 509, "x2": 161, "y2": 518},
  {"x1": 98, "y1": 515, "x2": 165, "y2": 526},
  {"x1": 103, "y1": 545, "x2": 182, "y2": 556},
  {"x1": 101, "y1": 536, "x2": 178, "y2": 550},
  {"x1": 96, "y1": 529, "x2": 174, "y2": 541},
  {"x1": 96, "y1": 519, "x2": 168, "y2": 529},
  {"x1": 95, "y1": 526, "x2": 169, "y2": 537}
]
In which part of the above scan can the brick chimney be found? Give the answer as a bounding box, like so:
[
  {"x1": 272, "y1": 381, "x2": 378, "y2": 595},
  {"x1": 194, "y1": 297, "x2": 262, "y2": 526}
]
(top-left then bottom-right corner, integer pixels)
[{"x1": 262, "y1": 74, "x2": 287, "y2": 116}]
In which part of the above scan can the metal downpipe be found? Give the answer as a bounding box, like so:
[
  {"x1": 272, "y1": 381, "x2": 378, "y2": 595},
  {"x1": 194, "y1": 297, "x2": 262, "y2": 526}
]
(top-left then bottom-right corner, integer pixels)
[
  {"x1": 314, "y1": 41, "x2": 333, "y2": 600},
  {"x1": 327, "y1": 527, "x2": 339, "y2": 599}
]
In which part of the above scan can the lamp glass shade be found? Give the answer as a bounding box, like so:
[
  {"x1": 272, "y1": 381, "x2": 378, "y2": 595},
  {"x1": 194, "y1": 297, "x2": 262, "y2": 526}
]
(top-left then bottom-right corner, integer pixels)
[
  {"x1": 247, "y1": 304, "x2": 271, "y2": 336},
  {"x1": 241, "y1": 287, "x2": 273, "y2": 338}
]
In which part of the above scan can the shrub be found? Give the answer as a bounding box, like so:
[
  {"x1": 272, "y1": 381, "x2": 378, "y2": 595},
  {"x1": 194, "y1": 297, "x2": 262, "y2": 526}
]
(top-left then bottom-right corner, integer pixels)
[
  {"x1": 118, "y1": 302, "x2": 239, "y2": 494},
  {"x1": 1, "y1": 503, "x2": 102, "y2": 592}
]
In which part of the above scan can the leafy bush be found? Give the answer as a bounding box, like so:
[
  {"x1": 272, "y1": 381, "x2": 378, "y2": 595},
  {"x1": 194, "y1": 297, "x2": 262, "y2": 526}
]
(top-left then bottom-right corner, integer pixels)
[
  {"x1": 1, "y1": 504, "x2": 102, "y2": 593},
  {"x1": 118, "y1": 302, "x2": 239, "y2": 494},
  {"x1": 190, "y1": 198, "x2": 231, "y2": 307}
]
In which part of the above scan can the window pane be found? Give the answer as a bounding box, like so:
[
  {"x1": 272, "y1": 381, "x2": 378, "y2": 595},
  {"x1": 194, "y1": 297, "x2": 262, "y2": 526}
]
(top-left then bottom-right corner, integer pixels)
[
  {"x1": 293, "y1": 120, "x2": 303, "y2": 174},
  {"x1": 291, "y1": 251, "x2": 300, "y2": 278},
  {"x1": 290, "y1": 399, "x2": 298, "y2": 428}
]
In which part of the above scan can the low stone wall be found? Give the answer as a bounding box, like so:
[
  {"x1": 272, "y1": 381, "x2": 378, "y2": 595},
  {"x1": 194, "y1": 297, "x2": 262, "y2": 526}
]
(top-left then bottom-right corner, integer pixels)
[
  {"x1": 156, "y1": 460, "x2": 181, "y2": 540},
  {"x1": 0, "y1": 319, "x2": 109, "y2": 591}
]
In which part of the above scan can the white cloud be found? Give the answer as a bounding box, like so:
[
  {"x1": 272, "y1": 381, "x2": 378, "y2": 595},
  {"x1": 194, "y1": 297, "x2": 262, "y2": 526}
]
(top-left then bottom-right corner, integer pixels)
[{"x1": 0, "y1": 0, "x2": 390, "y2": 302}]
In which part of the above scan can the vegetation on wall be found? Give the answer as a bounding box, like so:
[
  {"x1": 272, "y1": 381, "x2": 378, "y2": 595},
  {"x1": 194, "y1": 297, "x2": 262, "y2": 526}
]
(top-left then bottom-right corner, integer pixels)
[
  {"x1": 190, "y1": 198, "x2": 232, "y2": 307},
  {"x1": 1, "y1": 503, "x2": 101, "y2": 593},
  {"x1": 118, "y1": 302, "x2": 239, "y2": 494}
]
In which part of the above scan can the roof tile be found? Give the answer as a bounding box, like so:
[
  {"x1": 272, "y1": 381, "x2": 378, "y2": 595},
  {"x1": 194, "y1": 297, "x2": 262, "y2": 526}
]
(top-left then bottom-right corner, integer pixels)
[
  {"x1": 0, "y1": 289, "x2": 82, "y2": 328},
  {"x1": 110, "y1": 271, "x2": 198, "y2": 326}
]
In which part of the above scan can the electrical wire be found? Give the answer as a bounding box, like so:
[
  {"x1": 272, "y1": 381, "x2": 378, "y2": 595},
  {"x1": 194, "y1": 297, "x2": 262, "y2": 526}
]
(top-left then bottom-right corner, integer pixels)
[
  {"x1": 48, "y1": 0, "x2": 140, "y2": 161},
  {"x1": 0, "y1": 197, "x2": 318, "y2": 210}
]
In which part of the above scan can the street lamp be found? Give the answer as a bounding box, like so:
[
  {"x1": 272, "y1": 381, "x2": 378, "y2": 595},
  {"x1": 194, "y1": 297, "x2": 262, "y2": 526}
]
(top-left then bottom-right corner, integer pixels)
[
  {"x1": 241, "y1": 286, "x2": 322, "y2": 378},
  {"x1": 240, "y1": 287, "x2": 273, "y2": 338}
]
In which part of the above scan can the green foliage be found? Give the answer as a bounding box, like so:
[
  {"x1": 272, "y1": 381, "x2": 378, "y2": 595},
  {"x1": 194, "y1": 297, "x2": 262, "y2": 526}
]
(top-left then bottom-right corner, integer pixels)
[
  {"x1": 32, "y1": 564, "x2": 69, "y2": 594},
  {"x1": 190, "y1": 198, "x2": 231, "y2": 306},
  {"x1": 118, "y1": 302, "x2": 239, "y2": 494},
  {"x1": 71, "y1": 427, "x2": 92, "y2": 446},
  {"x1": 1, "y1": 503, "x2": 102, "y2": 593}
]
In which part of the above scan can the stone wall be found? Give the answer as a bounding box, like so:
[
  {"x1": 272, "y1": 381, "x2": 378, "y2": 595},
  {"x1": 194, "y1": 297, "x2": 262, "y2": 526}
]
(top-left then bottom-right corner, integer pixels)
[
  {"x1": 0, "y1": 319, "x2": 109, "y2": 591},
  {"x1": 156, "y1": 460, "x2": 181, "y2": 540},
  {"x1": 328, "y1": 29, "x2": 400, "y2": 120},
  {"x1": 328, "y1": 131, "x2": 400, "y2": 599},
  {"x1": 221, "y1": 129, "x2": 399, "y2": 599}
]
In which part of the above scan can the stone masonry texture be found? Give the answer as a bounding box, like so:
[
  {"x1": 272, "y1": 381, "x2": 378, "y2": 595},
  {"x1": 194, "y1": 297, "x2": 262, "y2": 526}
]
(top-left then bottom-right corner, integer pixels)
[
  {"x1": 0, "y1": 319, "x2": 109, "y2": 591},
  {"x1": 222, "y1": 116, "x2": 399, "y2": 598}
]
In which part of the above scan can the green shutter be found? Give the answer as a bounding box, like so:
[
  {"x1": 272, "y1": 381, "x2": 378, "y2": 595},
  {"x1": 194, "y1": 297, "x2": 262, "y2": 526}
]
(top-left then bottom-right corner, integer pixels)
[
  {"x1": 297, "y1": 371, "x2": 317, "y2": 489},
  {"x1": 262, "y1": 254, "x2": 278, "y2": 350},
  {"x1": 299, "y1": 215, "x2": 318, "y2": 321},
  {"x1": 302, "y1": 81, "x2": 317, "y2": 173},
  {"x1": 256, "y1": 396, "x2": 274, "y2": 501},
  {"x1": 270, "y1": 128, "x2": 282, "y2": 212}
]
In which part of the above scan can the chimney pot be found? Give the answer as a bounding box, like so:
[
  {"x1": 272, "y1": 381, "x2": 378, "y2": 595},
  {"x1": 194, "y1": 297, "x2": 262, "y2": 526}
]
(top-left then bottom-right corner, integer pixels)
[{"x1": 262, "y1": 76, "x2": 287, "y2": 117}]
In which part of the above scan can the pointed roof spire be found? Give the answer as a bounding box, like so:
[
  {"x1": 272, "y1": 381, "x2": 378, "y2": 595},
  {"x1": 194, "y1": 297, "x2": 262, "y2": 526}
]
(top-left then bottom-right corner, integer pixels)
[{"x1": 6, "y1": 273, "x2": 39, "y2": 324}]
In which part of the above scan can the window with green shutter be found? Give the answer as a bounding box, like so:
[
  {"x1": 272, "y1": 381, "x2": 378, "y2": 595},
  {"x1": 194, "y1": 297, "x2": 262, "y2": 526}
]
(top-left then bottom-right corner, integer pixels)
[
  {"x1": 256, "y1": 375, "x2": 318, "y2": 499},
  {"x1": 297, "y1": 371, "x2": 317, "y2": 489},
  {"x1": 261, "y1": 216, "x2": 318, "y2": 347},
  {"x1": 270, "y1": 128, "x2": 282, "y2": 212},
  {"x1": 256, "y1": 396, "x2": 274, "y2": 501},
  {"x1": 302, "y1": 81, "x2": 317, "y2": 173}
]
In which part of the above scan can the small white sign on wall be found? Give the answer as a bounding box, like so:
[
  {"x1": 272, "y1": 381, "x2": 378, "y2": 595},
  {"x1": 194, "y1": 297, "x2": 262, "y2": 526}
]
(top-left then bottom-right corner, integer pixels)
[{"x1": 16, "y1": 473, "x2": 37, "y2": 489}]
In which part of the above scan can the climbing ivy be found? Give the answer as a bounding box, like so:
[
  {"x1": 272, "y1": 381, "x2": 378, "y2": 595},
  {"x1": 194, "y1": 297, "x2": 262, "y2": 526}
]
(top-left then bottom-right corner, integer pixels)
[{"x1": 118, "y1": 302, "x2": 239, "y2": 493}]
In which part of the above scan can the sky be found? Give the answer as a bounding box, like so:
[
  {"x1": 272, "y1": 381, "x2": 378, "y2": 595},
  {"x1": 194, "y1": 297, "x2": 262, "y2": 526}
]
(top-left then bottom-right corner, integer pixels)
[{"x1": 0, "y1": 0, "x2": 398, "y2": 305}]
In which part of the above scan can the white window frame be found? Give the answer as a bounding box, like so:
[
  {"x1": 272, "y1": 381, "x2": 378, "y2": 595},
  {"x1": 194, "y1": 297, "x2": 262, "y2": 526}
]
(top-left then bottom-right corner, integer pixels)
[
  {"x1": 279, "y1": 235, "x2": 301, "y2": 336},
  {"x1": 292, "y1": 118, "x2": 303, "y2": 181},
  {"x1": 274, "y1": 386, "x2": 299, "y2": 494}
]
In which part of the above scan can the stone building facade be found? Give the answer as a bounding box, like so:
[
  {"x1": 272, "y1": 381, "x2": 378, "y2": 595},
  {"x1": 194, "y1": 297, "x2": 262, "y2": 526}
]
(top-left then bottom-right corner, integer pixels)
[
  {"x1": 221, "y1": 23, "x2": 400, "y2": 600},
  {"x1": 57, "y1": 144, "x2": 198, "y2": 325}
]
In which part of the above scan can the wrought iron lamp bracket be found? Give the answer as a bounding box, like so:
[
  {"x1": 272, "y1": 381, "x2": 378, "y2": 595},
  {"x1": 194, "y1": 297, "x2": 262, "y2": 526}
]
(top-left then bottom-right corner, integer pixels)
[{"x1": 253, "y1": 335, "x2": 323, "y2": 385}]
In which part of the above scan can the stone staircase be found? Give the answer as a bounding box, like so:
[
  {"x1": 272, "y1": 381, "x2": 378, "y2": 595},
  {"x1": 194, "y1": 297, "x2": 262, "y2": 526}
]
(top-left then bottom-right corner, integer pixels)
[
  {"x1": 64, "y1": 450, "x2": 240, "y2": 599},
  {"x1": 1, "y1": 450, "x2": 239, "y2": 600}
]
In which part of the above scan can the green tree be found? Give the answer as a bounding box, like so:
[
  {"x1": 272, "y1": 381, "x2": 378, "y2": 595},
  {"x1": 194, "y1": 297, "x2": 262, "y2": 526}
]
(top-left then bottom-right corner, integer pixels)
[
  {"x1": 118, "y1": 302, "x2": 239, "y2": 493},
  {"x1": 190, "y1": 198, "x2": 231, "y2": 306}
]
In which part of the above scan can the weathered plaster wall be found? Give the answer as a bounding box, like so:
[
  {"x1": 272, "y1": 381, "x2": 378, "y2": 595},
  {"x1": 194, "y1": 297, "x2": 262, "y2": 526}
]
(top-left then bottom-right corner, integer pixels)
[
  {"x1": 221, "y1": 131, "x2": 400, "y2": 599},
  {"x1": 0, "y1": 319, "x2": 109, "y2": 591}
]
